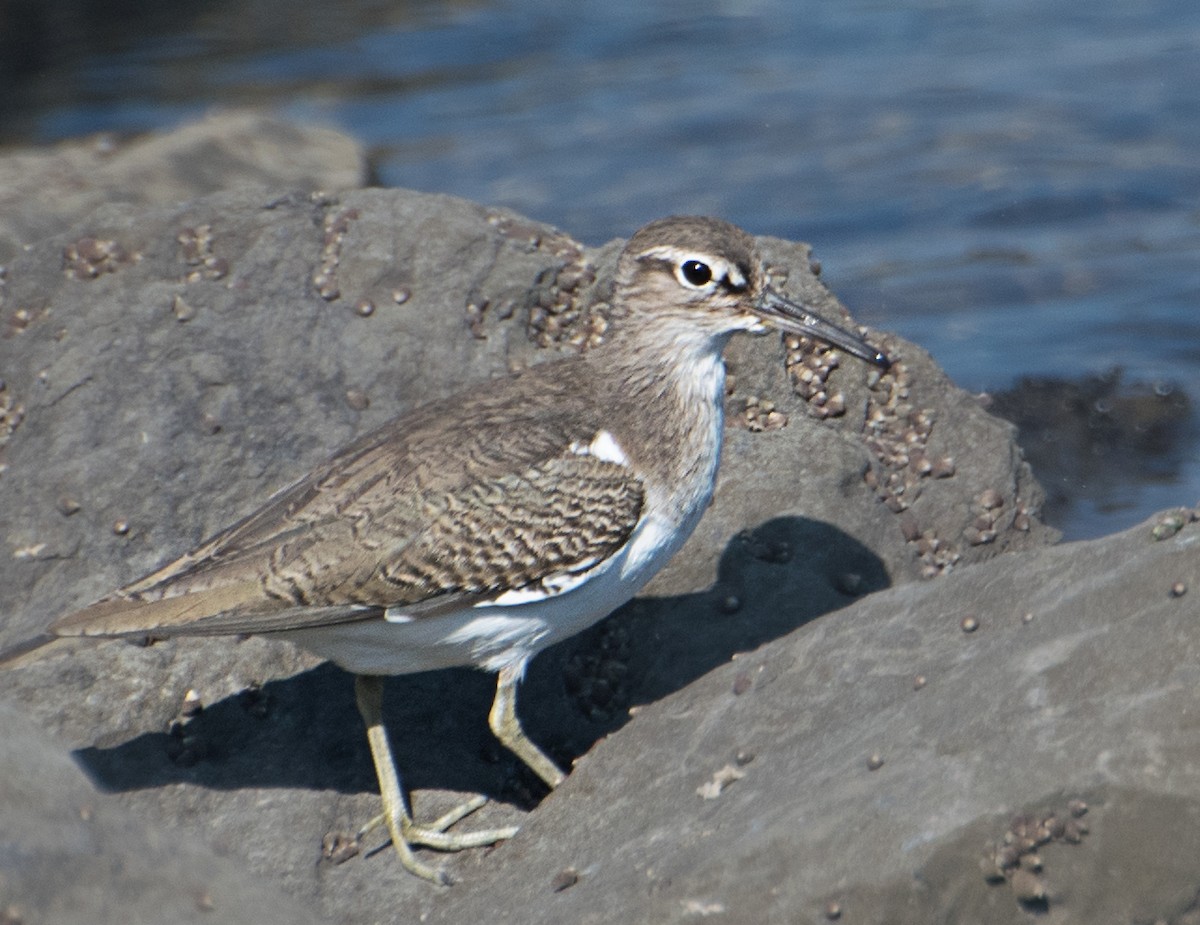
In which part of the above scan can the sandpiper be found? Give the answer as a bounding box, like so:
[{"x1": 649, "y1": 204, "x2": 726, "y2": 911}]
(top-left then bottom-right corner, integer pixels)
[{"x1": 6, "y1": 216, "x2": 887, "y2": 884}]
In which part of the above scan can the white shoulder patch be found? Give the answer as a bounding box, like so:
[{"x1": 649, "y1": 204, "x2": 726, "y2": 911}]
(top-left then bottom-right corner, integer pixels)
[
  {"x1": 570, "y1": 428, "x2": 628, "y2": 466},
  {"x1": 384, "y1": 607, "x2": 416, "y2": 623}
]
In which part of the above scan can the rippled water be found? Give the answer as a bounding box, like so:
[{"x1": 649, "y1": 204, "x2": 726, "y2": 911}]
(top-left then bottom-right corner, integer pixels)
[{"x1": 3, "y1": 0, "x2": 1197, "y2": 538}]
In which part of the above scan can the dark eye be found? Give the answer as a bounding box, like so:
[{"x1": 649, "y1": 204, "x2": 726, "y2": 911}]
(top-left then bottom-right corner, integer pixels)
[{"x1": 680, "y1": 259, "x2": 713, "y2": 287}]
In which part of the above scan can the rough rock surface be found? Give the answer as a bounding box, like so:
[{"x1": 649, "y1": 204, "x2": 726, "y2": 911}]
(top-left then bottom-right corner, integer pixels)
[
  {"x1": 0, "y1": 108, "x2": 366, "y2": 264},
  {"x1": 0, "y1": 703, "x2": 325, "y2": 925},
  {"x1": 6, "y1": 117, "x2": 1193, "y2": 923},
  {"x1": 428, "y1": 508, "x2": 1200, "y2": 925}
]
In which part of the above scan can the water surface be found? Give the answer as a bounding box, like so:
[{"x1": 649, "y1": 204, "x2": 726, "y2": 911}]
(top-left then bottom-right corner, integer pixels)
[{"x1": 3, "y1": 0, "x2": 1197, "y2": 537}]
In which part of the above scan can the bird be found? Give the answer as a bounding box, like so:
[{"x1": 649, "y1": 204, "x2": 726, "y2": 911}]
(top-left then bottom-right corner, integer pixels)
[{"x1": 2, "y1": 215, "x2": 888, "y2": 884}]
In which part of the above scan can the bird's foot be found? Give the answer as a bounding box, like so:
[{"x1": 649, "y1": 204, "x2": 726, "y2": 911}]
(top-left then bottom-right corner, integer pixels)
[{"x1": 358, "y1": 794, "x2": 519, "y2": 885}]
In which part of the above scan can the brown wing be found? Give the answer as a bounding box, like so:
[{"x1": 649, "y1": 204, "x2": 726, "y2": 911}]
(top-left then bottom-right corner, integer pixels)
[{"x1": 50, "y1": 377, "x2": 644, "y2": 639}]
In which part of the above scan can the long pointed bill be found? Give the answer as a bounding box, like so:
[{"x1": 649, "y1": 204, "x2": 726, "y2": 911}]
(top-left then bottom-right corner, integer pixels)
[{"x1": 755, "y1": 288, "x2": 890, "y2": 369}]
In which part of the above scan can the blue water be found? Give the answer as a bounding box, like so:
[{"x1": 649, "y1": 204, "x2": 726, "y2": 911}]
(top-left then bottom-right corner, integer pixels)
[{"x1": 4, "y1": 0, "x2": 1198, "y2": 538}]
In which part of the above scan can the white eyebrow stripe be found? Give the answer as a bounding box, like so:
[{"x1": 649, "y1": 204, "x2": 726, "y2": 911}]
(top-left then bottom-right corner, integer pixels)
[
  {"x1": 639, "y1": 245, "x2": 743, "y2": 288},
  {"x1": 641, "y1": 244, "x2": 701, "y2": 262}
]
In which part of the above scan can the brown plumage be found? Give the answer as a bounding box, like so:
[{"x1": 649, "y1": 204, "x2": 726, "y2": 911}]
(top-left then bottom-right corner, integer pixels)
[{"x1": 50, "y1": 379, "x2": 645, "y2": 639}]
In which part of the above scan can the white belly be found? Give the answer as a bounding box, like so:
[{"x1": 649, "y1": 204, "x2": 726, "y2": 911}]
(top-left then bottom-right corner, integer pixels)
[{"x1": 277, "y1": 504, "x2": 704, "y2": 678}]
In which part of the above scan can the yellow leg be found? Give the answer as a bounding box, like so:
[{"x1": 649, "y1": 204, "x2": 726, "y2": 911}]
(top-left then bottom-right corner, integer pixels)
[
  {"x1": 353, "y1": 674, "x2": 519, "y2": 885},
  {"x1": 488, "y1": 664, "x2": 566, "y2": 789}
]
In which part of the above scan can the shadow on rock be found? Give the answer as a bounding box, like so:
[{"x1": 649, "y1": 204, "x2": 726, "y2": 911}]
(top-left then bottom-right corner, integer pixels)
[
  {"x1": 75, "y1": 516, "x2": 885, "y2": 807},
  {"x1": 519, "y1": 515, "x2": 888, "y2": 782}
]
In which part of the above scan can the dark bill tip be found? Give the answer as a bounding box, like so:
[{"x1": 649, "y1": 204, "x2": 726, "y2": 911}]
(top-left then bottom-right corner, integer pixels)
[{"x1": 756, "y1": 289, "x2": 889, "y2": 369}]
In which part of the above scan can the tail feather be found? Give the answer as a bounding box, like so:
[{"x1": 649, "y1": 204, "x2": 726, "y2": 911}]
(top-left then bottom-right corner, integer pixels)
[
  {"x1": 47, "y1": 586, "x2": 380, "y2": 639},
  {"x1": 4, "y1": 581, "x2": 384, "y2": 670},
  {"x1": 48, "y1": 591, "x2": 248, "y2": 638},
  {"x1": 0, "y1": 633, "x2": 94, "y2": 669}
]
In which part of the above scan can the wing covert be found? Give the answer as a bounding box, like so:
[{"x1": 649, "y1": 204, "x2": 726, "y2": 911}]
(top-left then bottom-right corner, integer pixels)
[{"x1": 51, "y1": 408, "x2": 644, "y2": 639}]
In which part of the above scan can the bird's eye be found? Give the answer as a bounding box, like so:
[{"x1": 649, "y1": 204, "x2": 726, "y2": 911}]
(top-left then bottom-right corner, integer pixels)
[{"x1": 680, "y1": 259, "x2": 713, "y2": 287}]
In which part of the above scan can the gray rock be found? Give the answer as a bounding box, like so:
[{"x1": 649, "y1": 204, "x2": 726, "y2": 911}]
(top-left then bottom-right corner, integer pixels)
[
  {"x1": 1, "y1": 116, "x2": 1127, "y2": 924},
  {"x1": 436, "y1": 509, "x2": 1200, "y2": 924},
  {"x1": 0, "y1": 109, "x2": 366, "y2": 263},
  {"x1": 0, "y1": 702, "x2": 325, "y2": 925},
  {"x1": 0, "y1": 186, "x2": 1052, "y2": 651}
]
